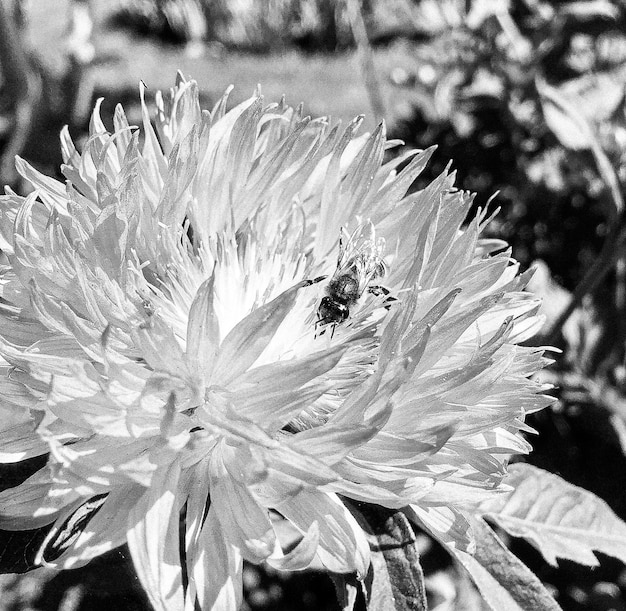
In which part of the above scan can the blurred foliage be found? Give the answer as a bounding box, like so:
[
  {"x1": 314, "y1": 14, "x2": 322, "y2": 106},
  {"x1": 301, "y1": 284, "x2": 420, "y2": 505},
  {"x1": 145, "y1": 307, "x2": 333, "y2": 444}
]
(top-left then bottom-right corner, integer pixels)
[
  {"x1": 110, "y1": 0, "x2": 350, "y2": 50},
  {"x1": 110, "y1": 0, "x2": 210, "y2": 45},
  {"x1": 389, "y1": 0, "x2": 626, "y2": 290}
]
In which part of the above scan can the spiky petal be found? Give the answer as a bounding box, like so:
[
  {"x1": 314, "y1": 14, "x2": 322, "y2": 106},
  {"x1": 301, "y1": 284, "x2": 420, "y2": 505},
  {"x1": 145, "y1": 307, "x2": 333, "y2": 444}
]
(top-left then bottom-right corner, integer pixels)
[{"x1": 0, "y1": 75, "x2": 553, "y2": 610}]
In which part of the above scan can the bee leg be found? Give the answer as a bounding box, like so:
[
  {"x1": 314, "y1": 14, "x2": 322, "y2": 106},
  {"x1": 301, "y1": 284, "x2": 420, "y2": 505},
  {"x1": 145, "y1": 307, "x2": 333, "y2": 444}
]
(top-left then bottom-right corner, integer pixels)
[
  {"x1": 302, "y1": 275, "x2": 328, "y2": 287},
  {"x1": 314, "y1": 316, "x2": 327, "y2": 339},
  {"x1": 337, "y1": 232, "x2": 344, "y2": 267},
  {"x1": 368, "y1": 285, "x2": 397, "y2": 309},
  {"x1": 368, "y1": 285, "x2": 389, "y2": 296}
]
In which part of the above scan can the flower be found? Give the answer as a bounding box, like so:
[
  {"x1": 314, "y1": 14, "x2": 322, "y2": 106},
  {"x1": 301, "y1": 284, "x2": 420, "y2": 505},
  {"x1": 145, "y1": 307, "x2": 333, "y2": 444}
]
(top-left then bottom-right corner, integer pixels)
[{"x1": 0, "y1": 74, "x2": 553, "y2": 610}]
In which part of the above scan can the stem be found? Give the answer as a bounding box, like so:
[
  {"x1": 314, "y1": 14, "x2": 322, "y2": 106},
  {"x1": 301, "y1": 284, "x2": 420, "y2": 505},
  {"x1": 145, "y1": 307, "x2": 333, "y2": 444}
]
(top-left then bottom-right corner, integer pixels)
[
  {"x1": 538, "y1": 78, "x2": 626, "y2": 346},
  {"x1": 546, "y1": 212, "x2": 626, "y2": 345},
  {"x1": 545, "y1": 139, "x2": 625, "y2": 345},
  {"x1": 590, "y1": 139, "x2": 626, "y2": 344},
  {"x1": 0, "y1": 0, "x2": 29, "y2": 95}
]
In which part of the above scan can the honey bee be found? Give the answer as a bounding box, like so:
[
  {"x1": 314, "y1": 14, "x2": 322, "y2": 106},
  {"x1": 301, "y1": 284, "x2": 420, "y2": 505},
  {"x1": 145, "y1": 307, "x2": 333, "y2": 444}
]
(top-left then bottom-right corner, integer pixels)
[{"x1": 317, "y1": 224, "x2": 389, "y2": 331}]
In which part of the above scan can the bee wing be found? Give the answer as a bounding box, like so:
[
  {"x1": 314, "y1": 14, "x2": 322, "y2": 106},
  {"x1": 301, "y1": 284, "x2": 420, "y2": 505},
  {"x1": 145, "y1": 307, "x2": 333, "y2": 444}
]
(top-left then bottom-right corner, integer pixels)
[
  {"x1": 352, "y1": 254, "x2": 374, "y2": 296},
  {"x1": 334, "y1": 225, "x2": 386, "y2": 296},
  {"x1": 335, "y1": 227, "x2": 369, "y2": 272},
  {"x1": 374, "y1": 238, "x2": 387, "y2": 278},
  {"x1": 336, "y1": 226, "x2": 352, "y2": 269}
]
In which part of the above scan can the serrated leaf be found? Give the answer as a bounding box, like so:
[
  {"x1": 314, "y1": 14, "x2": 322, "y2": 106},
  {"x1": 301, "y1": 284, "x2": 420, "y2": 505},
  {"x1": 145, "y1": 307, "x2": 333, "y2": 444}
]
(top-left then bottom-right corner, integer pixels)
[
  {"x1": 481, "y1": 463, "x2": 626, "y2": 567},
  {"x1": 452, "y1": 517, "x2": 562, "y2": 611},
  {"x1": 345, "y1": 500, "x2": 427, "y2": 611}
]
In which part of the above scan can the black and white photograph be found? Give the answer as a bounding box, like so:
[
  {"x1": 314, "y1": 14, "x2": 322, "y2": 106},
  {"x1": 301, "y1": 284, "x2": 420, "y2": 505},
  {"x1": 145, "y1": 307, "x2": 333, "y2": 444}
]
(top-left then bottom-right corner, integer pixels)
[{"x1": 1, "y1": 1, "x2": 626, "y2": 609}]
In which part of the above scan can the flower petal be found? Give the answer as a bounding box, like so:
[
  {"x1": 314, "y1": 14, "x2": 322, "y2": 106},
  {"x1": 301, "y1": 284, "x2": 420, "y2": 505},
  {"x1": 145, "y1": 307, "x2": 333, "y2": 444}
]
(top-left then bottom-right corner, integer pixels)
[
  {"x1": 187, "y1": 506, "x2": 243, "y2": 611},
  {"x1": 0, "y1": 467, "x2": 77, "y2": 530},
  {"x1": 212, "y1": 280, "x2": 315, "y2": 386},
  {"x1": 231, "y1": 343, "x2": 346, "y2": 427},
  {"x1": 268, "y1": 518, "x2": 320, "y2": 571},
  {"x1": 126, "y1": 461, "x2": 185, "y2": 611},
  {"x1": 275, "y1": 490, "x2": 370, "y2": 578},
  {"x1": 211, "y1": 477, "x2": 276, "y2": 563},
  {"x1": 408, "y1": 504, "x2": 475, "y2": 553},
  {"x1": 0, "y1": 422, "x2": 48, "y2": 463},
  {"x1": 186, "y1": 273, "x2": 220, "y2": 384},
  {"x1": 43, "y1": 483, "x2": 145, "y2": 569}
]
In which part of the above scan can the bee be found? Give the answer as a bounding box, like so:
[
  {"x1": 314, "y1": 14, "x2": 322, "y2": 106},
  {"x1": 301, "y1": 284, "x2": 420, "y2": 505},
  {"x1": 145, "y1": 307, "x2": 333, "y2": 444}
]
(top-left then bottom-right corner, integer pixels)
[{"x1": 317, "y1": 224, "x2": 389, "y2": 331}]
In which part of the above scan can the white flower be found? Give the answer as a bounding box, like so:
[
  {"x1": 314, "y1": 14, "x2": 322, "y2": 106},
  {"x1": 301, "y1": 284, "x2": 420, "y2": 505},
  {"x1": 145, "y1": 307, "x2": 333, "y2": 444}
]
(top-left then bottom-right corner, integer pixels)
[{"x1": 0, "y1": 74, "x2": 553, "y2": 610}]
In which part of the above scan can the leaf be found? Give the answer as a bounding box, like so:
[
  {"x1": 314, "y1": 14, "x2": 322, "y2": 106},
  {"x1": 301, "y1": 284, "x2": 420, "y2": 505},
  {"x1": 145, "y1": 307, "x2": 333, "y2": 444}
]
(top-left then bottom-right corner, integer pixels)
[
  {"x1": 538, "y1": 80, "x2": 595, "y2": 151},
  {"x1": 344, "y1": 500, "x2": 427, "y2": 611},
  {"x1": 452, "y1": 517, "x2": 562, "y2": 611},
  {"x1": 538, "y1": 80, "x2": 623, "y2": 213},
  {"x1": 560, "y1": 73, "x2": 625, "y2": 124},
  {"x1": 480, "y1": 463, "x2": 626, "y2": 568}
]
